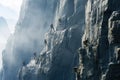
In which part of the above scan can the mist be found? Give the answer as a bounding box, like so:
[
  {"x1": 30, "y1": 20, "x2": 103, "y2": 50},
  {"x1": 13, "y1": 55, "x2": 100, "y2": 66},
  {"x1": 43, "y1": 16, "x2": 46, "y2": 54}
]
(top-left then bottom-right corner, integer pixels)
[
  {"x1": 0, "y1": 1, "x2": 23, "y2": 79},
  {"x1": 2, "y1": 0, "x2": 58, "y2": 80},
  {"x1": 0, "y1": 17, "x2": 10, "y2": 70}
]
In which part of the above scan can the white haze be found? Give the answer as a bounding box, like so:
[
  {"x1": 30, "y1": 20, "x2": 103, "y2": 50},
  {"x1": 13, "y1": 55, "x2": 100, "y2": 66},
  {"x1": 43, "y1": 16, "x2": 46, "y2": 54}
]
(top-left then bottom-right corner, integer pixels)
[
  {"x1": 1, "y1": 0, "x2": 58, "y2": 80},
  {"x1": 0, "y1": 0, "x2": 23, "y2": 71}
]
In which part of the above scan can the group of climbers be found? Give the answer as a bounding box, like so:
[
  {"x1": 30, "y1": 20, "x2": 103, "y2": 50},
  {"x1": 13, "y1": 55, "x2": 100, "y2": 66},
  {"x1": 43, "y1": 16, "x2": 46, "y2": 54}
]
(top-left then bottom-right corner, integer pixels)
[
  {"x1": 43, "y1": 18, "x2": 63, "y2": 50},
  {"x1": 17, "y1": 17, "x2": 70, "y2": 80},
  {"x1": 50, "y1": 16, "x2": 68, "y2": 31},
  {"x1": 17, "y1": 22, "x2": 56, "y2": 80}
]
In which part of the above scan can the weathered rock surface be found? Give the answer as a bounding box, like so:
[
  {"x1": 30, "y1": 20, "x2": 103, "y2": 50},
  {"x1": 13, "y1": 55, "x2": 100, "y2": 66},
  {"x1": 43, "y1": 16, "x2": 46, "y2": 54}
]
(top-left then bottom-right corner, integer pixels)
[
  {"x1": 17, "y1": 0, "x2": 87, "y2": 80},
  {"x1": 77, "y1": 0, "x2": 120, "y2": 80},
  {"x1": 2, "y1": 0, "x2": 120, "y2": 80}
]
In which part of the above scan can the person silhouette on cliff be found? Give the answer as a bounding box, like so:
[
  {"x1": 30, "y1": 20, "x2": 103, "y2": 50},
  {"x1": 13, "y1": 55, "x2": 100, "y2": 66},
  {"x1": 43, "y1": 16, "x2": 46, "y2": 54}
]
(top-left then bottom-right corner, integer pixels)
[
  {"x1": 83, "y1": 39, "x2": 89, "y2": 46},
  {"x1": 44, "y1": 39, "x2": 47, "y2": 45},
  {"x1": 50, "y1": 24, "x2": 55, "y2": 31},
  {"x1": 33, "y1": 52, "x2": 37, "y2": 59}
]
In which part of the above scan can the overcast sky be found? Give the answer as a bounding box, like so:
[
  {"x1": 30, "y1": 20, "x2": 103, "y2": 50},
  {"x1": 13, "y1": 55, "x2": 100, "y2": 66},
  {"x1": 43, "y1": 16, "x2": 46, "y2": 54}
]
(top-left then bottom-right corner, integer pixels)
[
  {"x1": 0, "y1": 0, "x2": 23, "y2": 70},
  {"x1": 0, "y1": 0, "x2": 23, "y2": 33}
]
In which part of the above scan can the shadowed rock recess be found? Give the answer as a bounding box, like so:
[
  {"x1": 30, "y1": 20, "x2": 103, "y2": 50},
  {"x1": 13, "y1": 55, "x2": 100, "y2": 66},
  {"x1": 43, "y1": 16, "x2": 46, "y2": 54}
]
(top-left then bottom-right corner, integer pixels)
[
  {"x1": 78, "y1": 0, "x2": 120, "y2": 80},
  {"x1": 1, "y1": 0, "x2": 120, "y2": 80}
]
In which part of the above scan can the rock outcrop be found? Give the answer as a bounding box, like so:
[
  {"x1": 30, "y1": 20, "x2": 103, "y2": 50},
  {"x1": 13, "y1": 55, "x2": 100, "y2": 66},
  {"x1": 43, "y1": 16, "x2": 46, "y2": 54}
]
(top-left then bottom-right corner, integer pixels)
[
  {"x1": 17, "y1": 0, "x2": 87, "y2": 80},
  {"x1": 2, "y1": 0, "x2": 120, "y2": 80},
  {"x1": 77, "y1": 0, "x2": 120, "y2": 80}
]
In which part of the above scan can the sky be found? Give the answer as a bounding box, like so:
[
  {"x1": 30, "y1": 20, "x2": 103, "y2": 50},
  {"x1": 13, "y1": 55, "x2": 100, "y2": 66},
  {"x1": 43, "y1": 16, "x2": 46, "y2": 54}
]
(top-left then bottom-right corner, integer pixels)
[
  {"x1": 0, "y1": 0, "x2": 23, "y2": 33},
  {"x1": 0, "y1": 0, "x2": 23, "y2": 70}
]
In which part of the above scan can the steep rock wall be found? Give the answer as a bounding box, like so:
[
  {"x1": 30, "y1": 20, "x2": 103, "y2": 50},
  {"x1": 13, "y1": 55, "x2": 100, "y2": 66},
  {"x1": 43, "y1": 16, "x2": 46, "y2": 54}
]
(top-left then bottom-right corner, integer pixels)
[
  {"x1": 18, "y1": 0, "x2": 87, "y2": 80},
  {"x1": 78, "y1": 0, "x2": 120, "y2": 80}
]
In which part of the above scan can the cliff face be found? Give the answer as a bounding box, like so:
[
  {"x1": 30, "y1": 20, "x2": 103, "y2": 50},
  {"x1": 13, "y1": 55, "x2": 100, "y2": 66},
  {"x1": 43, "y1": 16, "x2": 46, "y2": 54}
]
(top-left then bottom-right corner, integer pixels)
[
  {"x1": 78, "y1": 0, "x2": 120, "y2": 80},
  {"x1": 2, "y1": 0, "x2": 58, "y2": 80},
  {"x1": 2, "y1": 0, "x2": 120, "y2": 80},
  {"x1": 17, "y1": 0, "x2": 87, "y2": 80}
]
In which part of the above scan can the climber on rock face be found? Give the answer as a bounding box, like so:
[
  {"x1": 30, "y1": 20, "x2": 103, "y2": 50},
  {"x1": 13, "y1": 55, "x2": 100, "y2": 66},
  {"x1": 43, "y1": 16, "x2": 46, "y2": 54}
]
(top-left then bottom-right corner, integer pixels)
[
  {"x1": 58, "y1": 18, "x2": 61, "y2": 23},
  {"x1": 34, "y1": 52, "x2": 36, "y2": 56},
  {"x1": 58, "y1": 18, "x2": 62, "y2": 26},
  {"x1": 44, "y1": 39, "x2": 48, "y2": 51},
  {"x1": 83, "y1": 39, "x2": 89, "y2": 46},
  {"x1": 44, "y1": 39, "x2": 47, "y2": 45},
  {"x1": 33, "y1": 52, "x2": 37, "y2": 59},
  {"x1": 50, "y1": 24, "x2": 54, "y2": 31}
]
